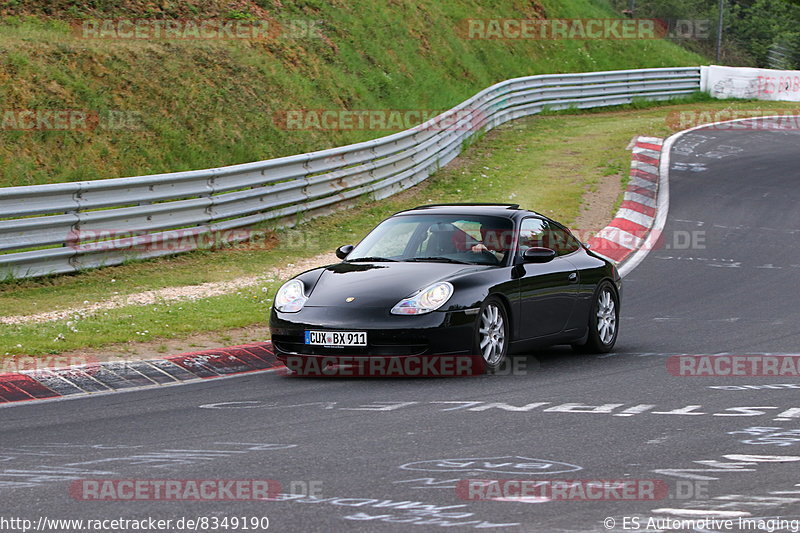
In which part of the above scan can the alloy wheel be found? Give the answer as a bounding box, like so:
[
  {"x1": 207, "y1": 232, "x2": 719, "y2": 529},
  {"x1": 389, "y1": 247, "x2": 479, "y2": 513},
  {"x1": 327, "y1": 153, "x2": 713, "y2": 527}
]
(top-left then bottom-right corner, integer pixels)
[
  {"x1": 479, "y1": 303, "x2": 506, "y2": 364},
  {"x1": 596, "y1": 289, "x2": 616, "y2": 345}
]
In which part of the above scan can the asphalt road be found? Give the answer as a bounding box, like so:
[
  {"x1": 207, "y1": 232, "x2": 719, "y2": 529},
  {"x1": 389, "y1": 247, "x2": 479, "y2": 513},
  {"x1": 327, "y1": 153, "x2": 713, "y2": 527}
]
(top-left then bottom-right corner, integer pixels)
[{"x1": 3, "y1": 121, "x2": 800, "y2": 533}]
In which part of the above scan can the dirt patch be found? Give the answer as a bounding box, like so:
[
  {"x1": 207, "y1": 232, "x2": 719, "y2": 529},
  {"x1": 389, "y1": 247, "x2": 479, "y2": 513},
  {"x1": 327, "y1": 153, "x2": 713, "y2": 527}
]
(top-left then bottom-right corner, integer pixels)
[
  {"x1": 572, "y1": 173, "x2": 624, "y2": 234},
  {"x1": 1, "y1": 251, "x2": 336, "y2": 326},
  {"x1": 59, "y1": 324, "x2": 272, "y2": 363}
]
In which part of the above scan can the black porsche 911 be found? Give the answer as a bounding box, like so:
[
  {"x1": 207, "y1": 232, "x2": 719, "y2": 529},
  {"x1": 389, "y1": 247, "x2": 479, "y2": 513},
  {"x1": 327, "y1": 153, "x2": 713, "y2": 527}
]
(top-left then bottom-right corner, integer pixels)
[{"x1": 269, "y1": 203, "x2": 621, "y2": 373}]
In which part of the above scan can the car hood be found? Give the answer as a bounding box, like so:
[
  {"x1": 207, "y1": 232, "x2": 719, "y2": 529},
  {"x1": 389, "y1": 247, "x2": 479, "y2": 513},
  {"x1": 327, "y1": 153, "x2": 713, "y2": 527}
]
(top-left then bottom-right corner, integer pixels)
[{"x1": 304, "y1": 261, "x2": 487, "y2": 308}]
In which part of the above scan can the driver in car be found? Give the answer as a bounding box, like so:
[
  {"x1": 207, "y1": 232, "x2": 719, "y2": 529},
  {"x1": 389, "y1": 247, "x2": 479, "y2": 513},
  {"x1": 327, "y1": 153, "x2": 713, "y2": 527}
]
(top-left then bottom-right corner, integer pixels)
[{"x1": 471, "y1": 226, "x2": 509, "y2": 263}]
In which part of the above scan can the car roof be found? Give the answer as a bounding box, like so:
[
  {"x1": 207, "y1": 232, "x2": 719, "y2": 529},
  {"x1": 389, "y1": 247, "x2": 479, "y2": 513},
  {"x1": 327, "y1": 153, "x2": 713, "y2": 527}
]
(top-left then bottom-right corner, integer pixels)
[{"x1": 394, "y1": 203, "x2": 546, "y2": 220}]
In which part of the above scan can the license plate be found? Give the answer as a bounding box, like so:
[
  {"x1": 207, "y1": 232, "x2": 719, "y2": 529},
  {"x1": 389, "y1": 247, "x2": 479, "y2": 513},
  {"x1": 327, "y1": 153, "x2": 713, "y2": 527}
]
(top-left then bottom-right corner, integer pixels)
[{"x1": 304, "y1": 330, "x2": 367, "y2": 347}]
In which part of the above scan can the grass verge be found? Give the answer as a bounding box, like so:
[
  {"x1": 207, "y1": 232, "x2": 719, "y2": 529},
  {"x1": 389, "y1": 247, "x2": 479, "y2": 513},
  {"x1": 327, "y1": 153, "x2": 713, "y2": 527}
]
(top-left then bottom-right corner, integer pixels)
[{"x1": 0, "y1": 0, "x2": 703, "y2": 187}]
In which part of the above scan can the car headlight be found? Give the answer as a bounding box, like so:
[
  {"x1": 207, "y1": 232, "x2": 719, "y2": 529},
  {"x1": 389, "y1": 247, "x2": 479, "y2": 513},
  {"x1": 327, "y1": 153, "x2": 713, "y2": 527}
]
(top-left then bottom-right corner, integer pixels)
[
  {"x1": 274, "y1": 279, "x2": 308, "y2": 313},
  {"x1": 391, "y1": 282, "x2": 454, "y2": 315}
]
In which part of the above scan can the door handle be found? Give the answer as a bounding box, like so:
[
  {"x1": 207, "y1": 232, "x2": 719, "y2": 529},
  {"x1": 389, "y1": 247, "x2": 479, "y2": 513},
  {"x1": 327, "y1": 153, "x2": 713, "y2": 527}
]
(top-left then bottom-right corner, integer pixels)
[{"x1": 568, "y1": 272, "x2": 578, "y2": 283}]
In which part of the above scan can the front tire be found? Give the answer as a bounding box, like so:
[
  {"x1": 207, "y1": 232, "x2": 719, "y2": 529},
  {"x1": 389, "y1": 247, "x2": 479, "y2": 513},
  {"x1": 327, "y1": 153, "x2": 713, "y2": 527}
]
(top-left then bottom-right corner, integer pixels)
[
  {"x1": 473, "y1": 297, "x2": 509, "y2": 373},
  {"x1": 572, "y1": 282, "x2": 618, "y2": 354}
]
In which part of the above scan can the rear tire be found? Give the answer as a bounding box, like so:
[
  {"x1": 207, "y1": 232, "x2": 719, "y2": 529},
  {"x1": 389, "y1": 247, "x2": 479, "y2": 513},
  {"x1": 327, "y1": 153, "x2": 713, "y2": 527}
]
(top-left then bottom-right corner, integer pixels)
[
  {"x1": 473, "y1": 297, "x2": 510, "y2": 374},
  {"x1": 571, "y1": 282, "x2": 618, "y2": 354}
]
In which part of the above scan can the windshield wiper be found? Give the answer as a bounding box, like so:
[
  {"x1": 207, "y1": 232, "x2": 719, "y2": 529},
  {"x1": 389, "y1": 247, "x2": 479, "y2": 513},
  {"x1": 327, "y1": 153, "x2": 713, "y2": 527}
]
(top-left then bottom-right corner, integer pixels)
[
  {"x1": 406, "y1": 256, "x2": 471, "y2": 264},
  {"x1": 346, "y1": 256, "x2": 398, "y2": 262}
]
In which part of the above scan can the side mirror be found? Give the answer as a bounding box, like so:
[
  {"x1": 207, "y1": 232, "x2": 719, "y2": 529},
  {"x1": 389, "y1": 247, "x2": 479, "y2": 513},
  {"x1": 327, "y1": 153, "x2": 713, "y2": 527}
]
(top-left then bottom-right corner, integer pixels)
[
  {"x1": 523, "y1": 247, "x2": 557, "y2": 263},
  {"x1": 336, "y1": 244, "x2": 354, "y2": 260}
]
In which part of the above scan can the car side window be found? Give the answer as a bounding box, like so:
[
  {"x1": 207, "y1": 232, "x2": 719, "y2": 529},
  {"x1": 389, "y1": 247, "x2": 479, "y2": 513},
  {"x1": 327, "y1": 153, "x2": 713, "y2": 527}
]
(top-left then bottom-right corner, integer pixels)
[
  {"x1": 544, "y1": 223, "x2": 581, "y2": 256},
  {"x1": 517, "y1": 218, "x2": 548, "y2": 257},
  {"x1": 518, "y1": 218, "x2": 580, "y2": 257}
]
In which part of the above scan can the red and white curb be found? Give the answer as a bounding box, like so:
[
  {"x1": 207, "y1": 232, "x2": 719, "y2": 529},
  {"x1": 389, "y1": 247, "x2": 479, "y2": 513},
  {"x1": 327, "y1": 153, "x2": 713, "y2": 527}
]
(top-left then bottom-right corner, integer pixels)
[
  {"x1": 0, "y1": 342, "x2": 281, "y2": 406},
  {"x1": 587, "y1": 136, "x2": 664, "y2": 266}
]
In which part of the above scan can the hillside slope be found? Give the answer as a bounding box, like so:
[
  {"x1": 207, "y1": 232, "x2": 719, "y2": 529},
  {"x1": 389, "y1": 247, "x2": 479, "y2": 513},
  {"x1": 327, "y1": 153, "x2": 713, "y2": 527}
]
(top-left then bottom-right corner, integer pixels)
[{"x1": 0, "y1": 0, "x2": 703, "y2": 187}]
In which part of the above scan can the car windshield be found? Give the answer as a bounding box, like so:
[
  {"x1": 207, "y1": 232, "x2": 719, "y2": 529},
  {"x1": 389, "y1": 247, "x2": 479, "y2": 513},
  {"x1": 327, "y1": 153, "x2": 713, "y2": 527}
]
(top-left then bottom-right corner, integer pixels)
[{"x1": 346, "y1": 214, "x2": 515, "y2": 266}]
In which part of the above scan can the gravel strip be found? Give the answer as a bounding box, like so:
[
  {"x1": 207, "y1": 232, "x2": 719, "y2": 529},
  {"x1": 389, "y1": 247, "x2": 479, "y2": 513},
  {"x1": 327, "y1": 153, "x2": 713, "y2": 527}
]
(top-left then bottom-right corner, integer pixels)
[{"x1": 0, "y1": 253, "x2": 334, "y2": 326}]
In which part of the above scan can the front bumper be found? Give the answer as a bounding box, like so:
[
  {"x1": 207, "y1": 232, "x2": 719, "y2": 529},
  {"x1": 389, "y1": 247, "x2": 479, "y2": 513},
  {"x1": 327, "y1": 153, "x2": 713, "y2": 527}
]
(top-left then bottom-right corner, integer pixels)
[{"x1": 269, "y1": 305, "x2": 476, "y2": 359}]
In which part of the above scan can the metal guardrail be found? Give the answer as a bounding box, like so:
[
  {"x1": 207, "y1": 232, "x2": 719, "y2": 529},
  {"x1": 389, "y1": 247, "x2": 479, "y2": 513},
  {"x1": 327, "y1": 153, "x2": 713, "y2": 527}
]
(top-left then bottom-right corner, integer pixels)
[{"x1": 0, "y1": 67, "x2": 701, "y2": 279}]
